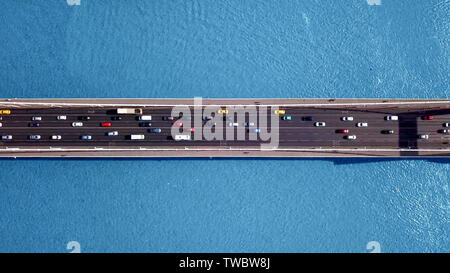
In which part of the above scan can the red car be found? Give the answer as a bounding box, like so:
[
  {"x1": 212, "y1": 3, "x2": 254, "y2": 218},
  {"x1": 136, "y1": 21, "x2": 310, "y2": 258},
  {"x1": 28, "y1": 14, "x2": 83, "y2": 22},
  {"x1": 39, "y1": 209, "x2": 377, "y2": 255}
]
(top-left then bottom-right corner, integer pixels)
[
  {"x1": 422, "y1": 116, "x2": 434, "y2": 120},
  {"x1": 336, "y1": 129, "x2": 349, "y2": 134},
  {"x1": 174, "y1": 122, "x2": 183, "y2": 127},
  {"x1": 101, "y1": 122, "x2": 112, "y2": 127},
  {"x1": 187, "y1": 128, "x2": 195, "y2": 132}
]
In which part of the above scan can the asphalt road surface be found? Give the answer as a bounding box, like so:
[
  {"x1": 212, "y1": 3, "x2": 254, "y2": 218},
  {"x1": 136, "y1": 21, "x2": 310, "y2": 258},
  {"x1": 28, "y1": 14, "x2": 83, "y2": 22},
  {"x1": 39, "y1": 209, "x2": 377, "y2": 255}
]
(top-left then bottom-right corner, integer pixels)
[{"x1": 0, "y1": 106, "x2": 449, "y2": 150}]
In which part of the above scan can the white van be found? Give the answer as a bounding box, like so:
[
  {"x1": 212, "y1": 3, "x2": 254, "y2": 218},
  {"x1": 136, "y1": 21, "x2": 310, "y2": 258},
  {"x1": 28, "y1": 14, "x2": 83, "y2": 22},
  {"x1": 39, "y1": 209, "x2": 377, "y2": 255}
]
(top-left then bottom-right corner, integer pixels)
[
  {"x1": 138, "y1": 115, "x2": 152, "y2": 121},
  {"x1": 174, "y1": 134, "x2": 191, "y2": 141},
  {"x1": 130, "y1": 134, "x2": 145, "y2": 140}
]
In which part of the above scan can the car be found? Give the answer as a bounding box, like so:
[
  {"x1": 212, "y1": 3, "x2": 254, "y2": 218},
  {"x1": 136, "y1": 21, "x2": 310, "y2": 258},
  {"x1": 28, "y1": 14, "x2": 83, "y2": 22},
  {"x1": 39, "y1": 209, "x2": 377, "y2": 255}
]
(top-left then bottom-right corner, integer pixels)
[
  {"x1": 174, "y1": 134, "x2": 191, "y2": 141},
  {"x1": 111, "y1": 116, "x2": 122, "y2": 121},
  {"x1": 138, "y1": 115, "x2": 152, "y2": 121},
  {"x1": 251, "y1": 128, "x2": 261, "y2": 133},
  {"x1": 381, "y1": 130, "x2": 395, "y2": 134},
  {"x1": 81, "y1": 135, "x2": 92, "y2": 140},
  {"x1": 341, "y1": 116, "x2": 354, "y2": 121},
  {"x1": 51, "y1": 135, "x2": 62, "y2": 140},
  {"x1": 32, "y1": 116, "x2": 42, "y2": 121},
  {"x1": 344, "y1": 135, "x2": 356, "y2": 140},
  {"x1": 356, "y1": 122, "x2": 368, "y2": 127},
  {"x1": 0, "y1": 117, "x2": 2, "y2": 120},
  {"x1": 302, "y1": 116, "x2": 314, "y2": 121},
  {"x1": 2, "y1": 135, "x2": 12, "y2": 140},
  {"x1": 107, "y1": 131, "x2": 118, "y2": 136},
  {"x1": 274, "y1": 110, "x2": 286, "y2": 115},
  {"x1": 336, "y1": 129, "x2": 349, "y2": 134},
  {"x1": 72, "y1": 122, "x2": 83, "y2": 127},
  {"x1": 0, "y1": 122, "x2": 2, "y2": 127},
  {"x1": 79, "y1": 116, "x2": 91, "y2": 121},
  {"x1": 101, "y1": 122, "x2": 112, "y2": 127},
  {"x1": 57, "y1": 115, "x2": 67, "y2": 120},
  {"x1": 228, "y1": 122, "x2": 239, "y2": 127},
  {"x1": 150, "y1": 128, "x2": 162, "y2": 133},
  {"x1": 29, "y1": 135, "x2": 41, "y2": 140},
  {"x1": 217, "y1": 109, "x2": 228, "y2": 114},
  {"x1": 438, "y1": 129, "x2": 449, "y2": 134},
  {"x1": 282, "y1": 116, "x2": 292, "y2": 121},
  {"x1": 314, "y1": 122, "x2": 326, "y2": 127},
  {"x1": 139, "y1": 122, "x2": 152, "y2": 127},
  {"x1": 29, "y1": 122, "x2": 40, "y2": 127},
  {"x1": 202, "y1": 116, "x2": 212, "y2": 121},
  {"x1": 443, "y1": 123, "x2": 450, "y2": 127},
  {"x1": 174, "y1": 122, "x2": 183, "y2": 127},
  {"x1": 244, "y1": 122, "x2": 255, "y2": 127},
  {"x1": 0, "y1": 110, "x2": 11, "y2": 115},
  {"x1": 385, "y1": 115, "x2": 398, "y2": 121},
  {"x1": 186, "y1": 128, "x2": 195, "y2": 132},
  {"x1": 162, "y1": 116, "x2": 175, "y2": 121},
  {"x1": 422, "y1": 116, "x2": 434, "y2": 120},
  {"x1": 418, "y1": 134, "x2": 429, "y2": 140}
]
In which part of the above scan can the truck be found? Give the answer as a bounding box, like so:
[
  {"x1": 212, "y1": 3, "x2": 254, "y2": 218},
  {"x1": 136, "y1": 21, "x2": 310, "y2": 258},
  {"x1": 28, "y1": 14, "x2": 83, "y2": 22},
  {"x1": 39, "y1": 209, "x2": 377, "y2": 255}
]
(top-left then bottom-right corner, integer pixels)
[
  {"x1": 130, "y1": 134, "x2": 145, "y2": 140},
  {"x1": 116, "y1": 108, "x2": 143, "y2": 115},
  {"x1": 174, "y1": 134, "x2": 191, "y2": 141}
]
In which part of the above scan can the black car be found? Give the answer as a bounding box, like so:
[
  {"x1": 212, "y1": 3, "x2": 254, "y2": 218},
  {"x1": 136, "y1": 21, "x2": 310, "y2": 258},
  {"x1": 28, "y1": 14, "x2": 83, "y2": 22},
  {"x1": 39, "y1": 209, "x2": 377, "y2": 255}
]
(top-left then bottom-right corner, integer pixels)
[
  {"x1": 29, "y1": 122, "x2": 40, "y2": 127},
  {"x1": 78, "y1": 116, "x2": 91, "y2": 121},
  {"x1": 381, "y1": 130, "x2": 394, "y2": 134},
  {"x1": 302, "y1": 116, "x2": 314, "y2": 121},
  {"x1": 139, "y1": 122, "x2": 152, "y2": 127},
  {"x1": 111, "y1": 116, "x2": 122, "y2": 121},
  {"x1": 162, "y1": 116, "x2": 175, "y2": 121}
]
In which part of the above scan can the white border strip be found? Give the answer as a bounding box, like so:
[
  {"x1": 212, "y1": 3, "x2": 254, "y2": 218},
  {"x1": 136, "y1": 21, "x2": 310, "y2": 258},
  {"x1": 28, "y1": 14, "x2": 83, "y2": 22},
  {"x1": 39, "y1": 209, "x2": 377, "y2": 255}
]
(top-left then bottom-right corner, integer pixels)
[
  {"x1": 0, "y1": 100, "x2": 449, "y2": 107},
  {"x1": 0, "y1": 147, "x2": 449, "y2": 152}
]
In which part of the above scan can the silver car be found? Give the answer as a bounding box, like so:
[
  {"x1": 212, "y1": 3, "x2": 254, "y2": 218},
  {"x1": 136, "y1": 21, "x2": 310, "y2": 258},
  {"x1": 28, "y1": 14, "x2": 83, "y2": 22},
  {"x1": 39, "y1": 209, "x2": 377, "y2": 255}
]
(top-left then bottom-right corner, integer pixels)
[
  {"x1": 29, "y1": 135, "x2": 41, "y2": 140},
  {"x1": 341, "y1": 117, "x2": 354, "y2": 121},
  {"x1": 107, "y1": 131, "x2": 118, "y2": 136},
  {"x1": 81, "y1": 135, "x2": 92, "y2": 140},
  {"x1": 418, "y1": 134, "x2": 429, "y2": 140}
]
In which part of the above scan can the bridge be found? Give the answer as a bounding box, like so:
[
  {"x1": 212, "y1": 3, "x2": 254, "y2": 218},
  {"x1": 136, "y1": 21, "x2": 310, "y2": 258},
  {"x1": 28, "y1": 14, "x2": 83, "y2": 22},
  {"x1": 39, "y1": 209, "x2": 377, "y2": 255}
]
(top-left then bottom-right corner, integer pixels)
[{"x1": 0, "y1": 98, "x2": 449, "y2": 157}]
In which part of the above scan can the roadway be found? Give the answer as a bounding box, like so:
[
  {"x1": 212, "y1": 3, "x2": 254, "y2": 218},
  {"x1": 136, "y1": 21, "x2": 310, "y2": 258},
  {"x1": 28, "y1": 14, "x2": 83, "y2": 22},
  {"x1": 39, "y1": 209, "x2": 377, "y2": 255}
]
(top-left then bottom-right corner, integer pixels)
[{"x1": 0, "y1": 106, "x2": 449, "y2": 152}]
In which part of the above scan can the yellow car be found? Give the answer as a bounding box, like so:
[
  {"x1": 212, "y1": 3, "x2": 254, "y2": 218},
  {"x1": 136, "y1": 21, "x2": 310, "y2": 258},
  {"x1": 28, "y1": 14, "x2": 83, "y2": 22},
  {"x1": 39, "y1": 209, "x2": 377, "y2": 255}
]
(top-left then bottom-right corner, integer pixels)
[
  {"x1": 218, "y1": 109, "x2": 229, "y2": 114},
  {"x1": 0, "y1": 110, "x2": 11, "y2": 115},
  {"x1": 274, "y1": 109, "x2": 285, "y2": 115}
]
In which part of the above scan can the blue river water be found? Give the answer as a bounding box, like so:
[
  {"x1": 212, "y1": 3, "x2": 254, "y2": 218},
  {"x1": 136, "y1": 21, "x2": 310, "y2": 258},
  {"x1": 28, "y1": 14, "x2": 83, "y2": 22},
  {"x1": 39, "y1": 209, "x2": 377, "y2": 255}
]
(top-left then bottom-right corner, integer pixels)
[{"x1": 0, "y1": 0, "x2": 448, "y2": 252}]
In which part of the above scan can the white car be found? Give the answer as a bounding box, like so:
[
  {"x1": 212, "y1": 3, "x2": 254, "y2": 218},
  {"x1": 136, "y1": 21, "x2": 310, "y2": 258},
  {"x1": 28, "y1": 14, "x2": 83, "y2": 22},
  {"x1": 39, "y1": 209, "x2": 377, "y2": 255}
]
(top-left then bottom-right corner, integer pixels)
[
  {"x1": 314, "y1": 122, "x2": 326, "y2": 127},
  {"x1": 443, "y1": 123, "x2": 450, "y2": 128},
  {"x1": 107, "y1": 131, "x2": 119, "y2": 136},
  {"x1": 51, "y1": 135, "x2": 62, "y2": 140},
  {"x1": 57, "y1": 115, "x2": 67, "y2": 120},
  {"x1": 345, "y1": 135, "x2": 356, "y2": 140},
  {"x1": 2, "y1": 135, "x2": 12, "y2": 140},
  {"x1": 418, "y1": 134, "x2": 429, "y2": 140},
  {"x1": 29, "y1": 135, "x2": 41, "y2": 140},
  {"x1": 72, "y1": 122, "x2": 83, "y2": 127},
  {"x1": 356, "y1": 122, "x2": 368, "y2": 127},
  {"x1": 228, "y1": 122, "x2": 239, "y2": 127},
  {"x1": 32, "y1": 116, "x2": 42, "y2": 121},
  {"x1": 385, "y1": 116, "x2": 398, "y2": 121},
  {"x1": 0, "y1": 122, "x2": 2, "y2": 127},
  {"x1": 341, "y1": 117, "x2": 354, "y2": 121}
]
